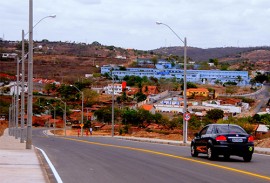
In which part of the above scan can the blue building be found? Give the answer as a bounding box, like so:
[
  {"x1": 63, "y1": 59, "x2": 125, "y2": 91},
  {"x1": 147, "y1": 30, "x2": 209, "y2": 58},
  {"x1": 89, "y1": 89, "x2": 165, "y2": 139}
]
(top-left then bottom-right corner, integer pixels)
[{"x1": 101, "y1": 65, "x2": 250, "y2": 86}]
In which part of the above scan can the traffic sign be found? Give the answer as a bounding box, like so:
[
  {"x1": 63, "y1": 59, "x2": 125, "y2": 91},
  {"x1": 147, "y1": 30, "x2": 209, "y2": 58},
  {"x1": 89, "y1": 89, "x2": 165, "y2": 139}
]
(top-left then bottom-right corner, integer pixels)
[{"x1": 184, "y1": 113, "x2": 191, "y2": 121}]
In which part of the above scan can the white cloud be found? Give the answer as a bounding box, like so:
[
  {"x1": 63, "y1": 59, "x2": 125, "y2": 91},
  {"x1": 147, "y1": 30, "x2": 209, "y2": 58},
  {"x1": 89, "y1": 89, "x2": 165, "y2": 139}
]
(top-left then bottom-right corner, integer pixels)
[{"x1": 0, "y1": 0, "x2": 270, "y2": 50}]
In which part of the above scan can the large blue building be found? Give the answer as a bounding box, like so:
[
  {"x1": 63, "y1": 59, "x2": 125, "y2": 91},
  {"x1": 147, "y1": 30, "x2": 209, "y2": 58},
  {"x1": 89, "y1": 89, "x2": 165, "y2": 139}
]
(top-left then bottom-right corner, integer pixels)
[{"x1": 101, "y1": 64, "x2": 250, "y2": 86}]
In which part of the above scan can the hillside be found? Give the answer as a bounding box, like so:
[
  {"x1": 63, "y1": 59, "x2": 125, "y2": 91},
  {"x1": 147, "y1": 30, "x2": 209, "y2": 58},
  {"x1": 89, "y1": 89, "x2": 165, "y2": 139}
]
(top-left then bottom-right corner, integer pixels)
[
  {"x1": 153, "y1": 46, "x2": 270, "y2": 62},
  {"x1": 0, "y1": 40, "x2": 145, "y2": 82},
  {"x1": 1, "y1": 41, "x2": 270, "y2": 82}
]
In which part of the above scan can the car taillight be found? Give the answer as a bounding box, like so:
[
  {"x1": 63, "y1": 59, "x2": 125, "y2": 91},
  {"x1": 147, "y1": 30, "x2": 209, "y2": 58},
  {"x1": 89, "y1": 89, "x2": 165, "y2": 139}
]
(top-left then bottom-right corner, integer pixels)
[
  {"x1": 216, "y1": 135, "x2": 227, "y2": 141},
  {"x1": 248, "y1": 136, "x2": 254, "y2": 142}
]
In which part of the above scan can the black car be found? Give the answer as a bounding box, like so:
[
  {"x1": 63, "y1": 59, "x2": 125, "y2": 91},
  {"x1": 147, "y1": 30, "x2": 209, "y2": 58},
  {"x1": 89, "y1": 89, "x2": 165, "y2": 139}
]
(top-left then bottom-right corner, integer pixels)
[{"x1": 191, "y1": 124, "x2": 254, "y2": 162}]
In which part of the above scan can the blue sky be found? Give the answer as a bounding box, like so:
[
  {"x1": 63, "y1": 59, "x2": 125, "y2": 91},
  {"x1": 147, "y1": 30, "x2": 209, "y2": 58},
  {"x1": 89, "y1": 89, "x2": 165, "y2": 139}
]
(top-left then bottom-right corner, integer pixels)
[{"x1": 1, "y1": 0, "x2": 270, "y2": 50}]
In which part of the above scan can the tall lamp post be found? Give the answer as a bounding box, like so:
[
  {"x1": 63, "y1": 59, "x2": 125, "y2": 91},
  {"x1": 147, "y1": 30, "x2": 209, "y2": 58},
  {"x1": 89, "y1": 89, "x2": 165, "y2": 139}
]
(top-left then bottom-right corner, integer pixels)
[
  {"x1": 8, "y1": 105, "x2": 12, "y2": 135},
  {"x1": 156, "y1": 21, "x2": 188, "y2": 143},
  {"x1": 26, "y1": 0, "x2": 56, "y2": 149},
  {"x1": 47, "y1": 103, "x2": 56, "y2": 136},
  {"x1": 55, "y1": 97, "x2": 67, "y2": 136},
  {"x1": 15, "y1": 57, "x2": 20, "y2": 139},
  {"x1": 109, "y1": 70, "x2": 115, "y2": 137},
  {"x1": 16, "y1": 44, "x2": 41, "y2": 143},
  {"x1": 71, "y1": 85, "x2": 84, "y2": 136},
  {"x1": 39, "y1": 105, "x2": 50, "y2": 126},
  {"x1": 20, "y1": 30, "x2": 25, "y2": 143}
]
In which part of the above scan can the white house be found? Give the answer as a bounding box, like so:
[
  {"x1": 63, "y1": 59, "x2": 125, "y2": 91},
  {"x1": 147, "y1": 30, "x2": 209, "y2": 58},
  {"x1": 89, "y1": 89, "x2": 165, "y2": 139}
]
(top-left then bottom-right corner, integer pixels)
[
  {"x1": 9, "y1": 83, "x2": 28, "y2": 95},
  {"x1": 202, "y1": 101, "x2": 242, "y2": 113},
  {"x1": 104, "y1": 83, "x2": 130, "y2": 95}
]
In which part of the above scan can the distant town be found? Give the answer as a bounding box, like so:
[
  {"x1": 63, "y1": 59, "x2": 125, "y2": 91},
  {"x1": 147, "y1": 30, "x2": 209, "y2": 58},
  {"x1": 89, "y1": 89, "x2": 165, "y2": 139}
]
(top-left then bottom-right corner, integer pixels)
[{"x1": 0, "y1": 40, "x2": 269, "y2": 140}]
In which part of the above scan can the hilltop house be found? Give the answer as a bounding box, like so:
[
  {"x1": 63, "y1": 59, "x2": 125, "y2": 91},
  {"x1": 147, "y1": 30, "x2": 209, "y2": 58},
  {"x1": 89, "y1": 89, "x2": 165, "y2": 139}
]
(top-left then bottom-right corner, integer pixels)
[{"x1": 142, "y1": 86, "x2": 159, "y2": 95}]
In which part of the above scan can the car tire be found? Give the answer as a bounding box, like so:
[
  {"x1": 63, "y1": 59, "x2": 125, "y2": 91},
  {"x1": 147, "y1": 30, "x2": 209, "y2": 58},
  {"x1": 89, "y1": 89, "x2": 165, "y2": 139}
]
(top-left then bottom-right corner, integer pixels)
[
  {"x1": 191, "y1": 144, "x2": 198, "y2": 157},
  {"x1": 243, "y1": 154, "x2": 252, "y2": 162},
  {"x1": 207, "y1": 146, "x2": 216, "y2": 160}
]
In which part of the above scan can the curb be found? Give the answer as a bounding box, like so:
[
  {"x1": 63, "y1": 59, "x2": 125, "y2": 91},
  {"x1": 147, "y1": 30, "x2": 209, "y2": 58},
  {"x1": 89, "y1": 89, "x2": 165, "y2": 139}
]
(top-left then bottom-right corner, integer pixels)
[
  {"x1": 115, "y1": 136, "x2": 190, "y2": 147},
  {"x1": 115, "y1": 136, "x2": 270, "y2": 155},
  {"x1": 254, "y1": 149, "x2": 270, "y2": 155}
]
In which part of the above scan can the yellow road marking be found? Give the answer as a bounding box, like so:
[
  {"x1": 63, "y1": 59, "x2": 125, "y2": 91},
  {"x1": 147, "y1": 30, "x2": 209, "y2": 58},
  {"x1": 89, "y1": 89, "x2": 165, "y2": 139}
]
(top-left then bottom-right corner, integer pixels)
[{"x1": 59, "y1": 137, "x2": 270, "y2": 181}]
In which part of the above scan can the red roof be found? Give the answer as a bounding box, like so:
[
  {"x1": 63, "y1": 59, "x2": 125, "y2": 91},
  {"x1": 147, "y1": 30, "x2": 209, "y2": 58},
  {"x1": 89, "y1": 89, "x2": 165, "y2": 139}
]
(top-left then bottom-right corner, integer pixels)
[{"x1": 141, "y1": 104, "x2": 154, "y2": 111}]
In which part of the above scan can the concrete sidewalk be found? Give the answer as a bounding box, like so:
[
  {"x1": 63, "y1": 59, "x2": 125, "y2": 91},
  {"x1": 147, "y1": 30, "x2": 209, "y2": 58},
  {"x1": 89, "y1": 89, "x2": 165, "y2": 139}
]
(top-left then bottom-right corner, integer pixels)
[{"x1": 0, "y1": 129, "x2": 48, "y2": 183}]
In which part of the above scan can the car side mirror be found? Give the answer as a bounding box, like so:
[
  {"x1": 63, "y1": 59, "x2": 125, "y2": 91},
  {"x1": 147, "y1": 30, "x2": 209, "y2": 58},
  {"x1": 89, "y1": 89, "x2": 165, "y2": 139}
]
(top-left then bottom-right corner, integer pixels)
[{"x1": 194, "y1": 132, "x2": 199, "y2": 137}]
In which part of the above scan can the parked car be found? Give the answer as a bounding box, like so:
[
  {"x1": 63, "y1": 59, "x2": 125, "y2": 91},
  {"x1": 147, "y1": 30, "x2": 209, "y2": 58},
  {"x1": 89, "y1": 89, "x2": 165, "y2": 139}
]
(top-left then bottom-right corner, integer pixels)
[{"x1": 191, "y1": 124, "x2": 254, "y2": 162}]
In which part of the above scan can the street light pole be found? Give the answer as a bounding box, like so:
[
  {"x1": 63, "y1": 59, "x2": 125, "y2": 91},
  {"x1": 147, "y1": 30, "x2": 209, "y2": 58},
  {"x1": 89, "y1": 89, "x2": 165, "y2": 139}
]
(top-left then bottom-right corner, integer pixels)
[
  {"x1": 183, "y1": 37, "x2": 188, "y2": 143},
  {"x1": 15, "y1": 57, "x2": 20, "y2": 139},
  {"x1": 8, "y1": 105, "x2": 11, "y2": 135},
  {"x1": 26, "y1": 0, "x2": 56, "y2": 149},
  {"x1": 156, "y1": 21, "x2": 188, "y2": 143},
  {"x1": 47, "y1": 103, "x2": 56, "y2": 136},
  {"x1": 71, "y1": 85, "x2": 84, "y2": 136},
  {"x1": 56, "y1": 97, "x2": 67, "y2": 136},
  {"x1": 110, "y1": 70, "x2": 115, "y2": 137},
  {"x1": 20, "y1": 30, "x2": 25, "y2": 143},
  {"x1": 26, "y1": 0, "x2": 33, "y2": 149},
  {"x1": 11, "y1": 95, "x2": 15, "y2": 136}
]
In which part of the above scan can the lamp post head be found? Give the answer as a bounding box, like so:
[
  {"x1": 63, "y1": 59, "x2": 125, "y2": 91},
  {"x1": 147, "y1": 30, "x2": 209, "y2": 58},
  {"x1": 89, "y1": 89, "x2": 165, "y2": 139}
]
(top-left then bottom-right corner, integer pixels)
[
  {"x1": 50, "y1": 15, "x2": 56, "y2": 18},
  {"x1": 156, "y1": 21, "x2": 163, "y2": 25}
]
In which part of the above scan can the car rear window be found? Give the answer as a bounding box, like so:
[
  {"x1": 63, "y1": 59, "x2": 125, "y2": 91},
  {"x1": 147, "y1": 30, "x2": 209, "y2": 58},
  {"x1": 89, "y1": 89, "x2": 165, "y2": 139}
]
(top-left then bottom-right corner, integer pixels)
[{"x1": 216, "y1": 125, "x2": 246, "y2": 134}]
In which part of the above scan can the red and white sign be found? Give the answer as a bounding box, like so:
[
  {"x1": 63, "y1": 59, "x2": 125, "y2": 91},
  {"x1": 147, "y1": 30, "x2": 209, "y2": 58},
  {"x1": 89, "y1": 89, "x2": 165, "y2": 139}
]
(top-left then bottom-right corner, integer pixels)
[{"x1": 184, "y1": 113, "x2": 191, "y2": 121}]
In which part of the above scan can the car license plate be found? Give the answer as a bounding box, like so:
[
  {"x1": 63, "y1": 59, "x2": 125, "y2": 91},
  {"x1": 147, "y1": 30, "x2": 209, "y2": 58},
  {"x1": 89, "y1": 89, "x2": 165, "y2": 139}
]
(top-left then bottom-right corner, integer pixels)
[{"x1": 232, "y1": 138, "x2": 243, "y2": 142}]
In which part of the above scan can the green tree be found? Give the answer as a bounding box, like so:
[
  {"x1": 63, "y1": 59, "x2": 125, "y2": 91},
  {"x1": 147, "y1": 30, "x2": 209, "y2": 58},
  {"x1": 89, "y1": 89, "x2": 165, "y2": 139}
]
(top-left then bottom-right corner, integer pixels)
[
  {"x1": 137, "y1": 108, "x2": 153, "y2": 126},
  {"x1": 153, "y1": 113, "x2": 163, "y2": 124},
  {"x1": 225, "y1": 86, "x2": 237, "y2": 95},
  {"x1": 83, "y1": 89, "x2": 99, "y2": 106},
  {"x1": 44, "y1": 83, "x2": 54, "y2": 95},
  {"x1": 249, "y1": 78, "x2": 256, "y2": 86},
  {"x1": 209, "y1": 58, "x2": 218, "y2": 67},
  {"x1": 214, "y1": 80, "x2": 222, "y2": 85},
  {"x1": 134, "y1": 92, "x2": 147, "y2": 102},
  {"x1": 122, "y1": 109, "x2": 140, "y2": 126},
  {"x1": 188, "y1": 115, "x2": 202, "y2": 130},
  {"x1": 0, "y1": 98, "x2": 10, "y2": 118},
  {"x1": 236, "y1": 75, "x2": 243, "y2": 85},
  {"x1": 206, "y1": 109, "x2": 224, "y2": 121},
  {"x1": 220, "y1": 63, "x2": 230, "y2": 70},
  {"x1": 198, "y1": 62, "x2": 210, "y2": 70},
  {"x1": 151, "y1": 56, "x2": 158, "y2": 66},
  {"x1": 254, "y1": 73, "x2": 268, "y2": 83},
  {"x1": 217, "y1": 116, "x2": 254, "y2": 134},
  {"x1": 94, "y1": 107, "x2": 112, "y2": 123},
  {"x1": 181, "y1": 82, "x2": 197, "y2": 90}
]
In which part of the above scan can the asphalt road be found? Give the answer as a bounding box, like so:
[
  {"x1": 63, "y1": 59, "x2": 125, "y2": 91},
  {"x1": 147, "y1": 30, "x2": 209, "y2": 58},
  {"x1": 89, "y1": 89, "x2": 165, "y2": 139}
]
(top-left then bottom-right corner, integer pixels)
[{"x1": 33, "y1": 129, "x2": 270, "y2": 183}]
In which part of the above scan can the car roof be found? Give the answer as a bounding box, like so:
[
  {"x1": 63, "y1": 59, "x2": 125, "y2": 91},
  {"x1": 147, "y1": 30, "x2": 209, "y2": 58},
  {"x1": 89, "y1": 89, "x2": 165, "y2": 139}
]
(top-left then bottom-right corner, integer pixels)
[{"x1": 208, "y1": 124, "x2": 239, "y2": 127}]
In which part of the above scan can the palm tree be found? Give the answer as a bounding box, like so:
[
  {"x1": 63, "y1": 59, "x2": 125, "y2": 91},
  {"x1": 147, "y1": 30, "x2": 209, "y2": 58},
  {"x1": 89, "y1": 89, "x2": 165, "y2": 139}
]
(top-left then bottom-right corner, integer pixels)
[
  {"x1": 236, "y1": 75, "x2": 243, "y2": 85},
  {"x1": 151, "y1": 56, "x2": 158, "y2": 66}
]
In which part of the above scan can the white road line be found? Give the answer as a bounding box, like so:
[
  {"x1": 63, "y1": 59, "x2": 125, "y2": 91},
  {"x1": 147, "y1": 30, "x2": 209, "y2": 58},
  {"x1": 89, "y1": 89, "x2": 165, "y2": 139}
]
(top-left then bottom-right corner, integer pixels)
[{"x1": 36, "y1": 147, "x2": 63, "y2": 183}]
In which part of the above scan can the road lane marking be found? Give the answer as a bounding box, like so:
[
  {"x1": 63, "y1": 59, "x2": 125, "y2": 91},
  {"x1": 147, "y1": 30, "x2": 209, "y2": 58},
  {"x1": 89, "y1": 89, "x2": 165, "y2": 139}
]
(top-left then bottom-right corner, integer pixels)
[
  {"x1": 36, "y1": 147, "x2": 63, "y2": 183},
  {"x1": 59, "y1": 137, "x2": 270, "y2": 181}
]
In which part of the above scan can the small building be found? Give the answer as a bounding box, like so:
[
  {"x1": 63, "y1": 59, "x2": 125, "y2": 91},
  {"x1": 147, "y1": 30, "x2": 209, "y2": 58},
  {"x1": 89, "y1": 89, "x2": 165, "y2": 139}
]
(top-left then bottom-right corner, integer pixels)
[
  {"x1": 186, "y1": 88, "x2": 209, "y2": 97},
  {"x1": 255, "y1": 124, "x2": 269, "y2": 138},
  {"x1": 142, "y1": 86, "x2": 159, "y2": 95},
  {"x1": 141, "y1": 104, "x2": 155, "y2": 114},
  {"x1": 104, "y1": 83, "x2": 131, "y2": 95},
  {"x1": 220, "y1": 98, "x2": 242, "y2": 106}
]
